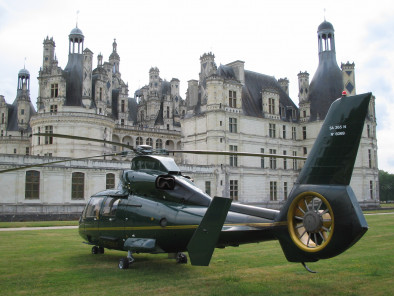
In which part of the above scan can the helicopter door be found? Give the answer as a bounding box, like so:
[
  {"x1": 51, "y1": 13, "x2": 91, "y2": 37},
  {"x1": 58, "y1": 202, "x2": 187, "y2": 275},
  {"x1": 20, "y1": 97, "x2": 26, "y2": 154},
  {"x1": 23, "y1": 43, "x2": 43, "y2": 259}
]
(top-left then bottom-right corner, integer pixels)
[
  {"x1": 82, "y1": 197, "x2": 104, "y2": 244},
  {"x1": 98, "y1": 197, "x2": 123, "y2": 249}
]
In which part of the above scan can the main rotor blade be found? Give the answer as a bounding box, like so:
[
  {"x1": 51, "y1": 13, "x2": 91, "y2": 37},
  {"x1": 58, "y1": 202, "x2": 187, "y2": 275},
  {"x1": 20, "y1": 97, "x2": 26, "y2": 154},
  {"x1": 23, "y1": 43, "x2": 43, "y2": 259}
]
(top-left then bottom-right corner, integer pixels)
[
  {"x1": 0, "y1": 151, "x2": 129, "y2": 174},
  {"x1": 168, "y1": 150, "x2": 307, "y2": 160},
  {"x1": 34, "y1": 133, "x2": 135, "y2": 150}
]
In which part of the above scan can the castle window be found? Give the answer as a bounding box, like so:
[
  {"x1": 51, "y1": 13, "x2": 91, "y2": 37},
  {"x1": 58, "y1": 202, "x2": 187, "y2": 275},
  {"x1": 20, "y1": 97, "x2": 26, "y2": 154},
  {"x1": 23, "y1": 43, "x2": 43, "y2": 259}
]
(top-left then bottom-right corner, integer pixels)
[
  {"x1": 230, "y1": 180, "x2": 238, "y2": 201},
  {"x1": 121, "y1": 100, "x2": 125, "y2": 112},
  {"x1": 229, "y1": 145, "x2": 238, "y2": 167},
  {"x1": 156, "y1": 139, "x2": 163, "y2": 149},
  {"x1": 229, "y1": 117, "x2": 237, "y2": 133},
  {"x1": 229, "y1": 90, "x2": 237, "y2": 108},
  {"x1": 1, "y1": 130, "x2": 3, "y2": 137},
  {"x1": 50, "y1": 105, "x2": 57, "y2": 114},
  {"x1": 268, "y1": 98, "x2": 275, "y2": 114},
  {"x1": 261, "y1": 148, "x2": 265, "y2": 168},
  {"x1": 25, "y1": 147, "x2": 30, "y2": 155},
  {"x1": 72, "y1": 172, "x2": 84, "y2": 200},
  {"x1": 292, "y1": 127, "x2": 296, "y2": 140},
  {"x1": 146, "y1": 138, "x2": 153, "y2": 147},
  {"x1": 99, "y1": 88, "x2": 103, "y2": 101},
  {"x1": 282, "y1": 125, "x2": 286, "y2": 139},
  {"x1": 283, "y1": 182, "x2": 288, "y2": 200},
  {"x1": 120, "y1": 119, "x2": 125, "y2": 126},
  {"x1": 166, "y1": 106, "x2": 170, "y2": 118},
  {"x1": 368, "y1": 149, "x2": 372, "y2": 168},
  {"x1": 50, "y1": 83, "x2": 59, "y2": 98},
  {"x1": 1, "y1": 113, "x2": 5, "y2": 123},
  {"x1": 270, "y1": 181, "x2": 277, "y2": 201},
  {"x1": 367, "y1": 124, "x2": 371, "y2": 138},
  {"x1": 44, "y1": 125, "x2": 53, "y2": 144},
  {"x1": 25, "y1": 170, "x2": 40, "y2": 199},
  {"x1": 21, "y1": 109, "x2": 24, "y2": 115},
  {"x1": 283, "y1": 150, "x2": 287, "y2": 170},
  {"x1": 205, "y1": 181, "x2": 211, "y2": 196},
  {"x1": 302, "y1": 126, "x2": 307, "y2": 139},
  {"x1": 303, "y1": 147, "x2": 307, "y2": 155},
  {"x1": 369, "y1": 181, "x2": 373, "y2": 199},
  {"x1": 269, "y1": 123, "x2": 276, "y2": 138},
  {"x1": 106, "y1": 173, "x2": 115, "y2": 189},
  {"x1": 292, "y1": 151, "x2": 298, "y2": 170},
  {"x1": 269, "y1": 149, "x2": 277, "y2": 169},
  {"x1": 136, "y1": 137, "x2": 143, "y2": 146}
]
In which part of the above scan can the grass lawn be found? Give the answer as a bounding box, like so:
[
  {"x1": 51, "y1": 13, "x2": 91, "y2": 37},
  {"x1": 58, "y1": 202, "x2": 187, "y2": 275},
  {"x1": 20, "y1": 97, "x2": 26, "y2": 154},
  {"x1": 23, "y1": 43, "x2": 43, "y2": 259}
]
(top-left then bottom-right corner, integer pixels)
[
  {"x1": 0, "y1": 220, "x2": 79, "y2": 228},
  {"x1": 0, "y1": 213, "x2": 393, "y2": 296}
]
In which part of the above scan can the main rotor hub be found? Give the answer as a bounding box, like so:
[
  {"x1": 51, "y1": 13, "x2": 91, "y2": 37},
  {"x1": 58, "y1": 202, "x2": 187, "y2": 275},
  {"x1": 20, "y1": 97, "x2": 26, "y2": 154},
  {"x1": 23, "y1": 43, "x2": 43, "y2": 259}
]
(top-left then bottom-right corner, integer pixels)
[{"x1": 303, "y1": 211, "x2": 323, "y2": 233}]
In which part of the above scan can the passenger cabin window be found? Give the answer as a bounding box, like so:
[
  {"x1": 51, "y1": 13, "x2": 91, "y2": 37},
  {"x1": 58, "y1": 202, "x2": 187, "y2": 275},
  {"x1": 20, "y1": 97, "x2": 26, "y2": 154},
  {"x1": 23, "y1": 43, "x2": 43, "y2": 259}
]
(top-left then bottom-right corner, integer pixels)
[{"x1": 101, "y1": 198, "x2": 120, "y2": 217}]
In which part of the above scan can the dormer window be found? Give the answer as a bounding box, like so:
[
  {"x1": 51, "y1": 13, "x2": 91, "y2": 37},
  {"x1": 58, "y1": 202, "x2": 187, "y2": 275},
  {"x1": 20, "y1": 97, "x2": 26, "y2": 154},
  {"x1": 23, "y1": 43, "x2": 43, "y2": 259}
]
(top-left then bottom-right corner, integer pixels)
[
  {"x1": 51, "y1": 83, "x2": 59, "y2": 98},
  {"x1": 229, "y1": 90, "x2": 237, "y2": 108},
  {"x1": 268, "y1": 98, "x2": 275, "y2": 114}
]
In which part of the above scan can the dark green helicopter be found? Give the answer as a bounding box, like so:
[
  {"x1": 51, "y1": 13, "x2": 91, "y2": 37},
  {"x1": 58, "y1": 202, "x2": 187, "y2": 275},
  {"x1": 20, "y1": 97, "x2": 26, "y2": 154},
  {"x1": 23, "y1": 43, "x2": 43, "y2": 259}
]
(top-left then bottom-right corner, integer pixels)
[{"x1": 1, "y1": 92, "x2": 372, "y2": 272}]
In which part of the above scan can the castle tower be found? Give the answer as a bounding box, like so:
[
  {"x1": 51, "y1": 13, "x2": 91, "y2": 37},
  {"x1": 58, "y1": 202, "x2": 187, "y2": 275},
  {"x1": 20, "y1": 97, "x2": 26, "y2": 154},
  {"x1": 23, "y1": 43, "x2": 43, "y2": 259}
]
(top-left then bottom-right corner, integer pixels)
[
  {"x1": 82, "y1": 48, "x2": 93, "y2": 107},
  {"x1": 149, "y1": 67, "x2": 161, "y2": 95},
  {"x1": 307, "y1": 20, "x2": 343, "y2": 121},
  {"x1": 109, "y1": 39, "x2": 120, "y2": 74},
  {"x1": 298, "y1": 71, "x2": 310, "y2": 122},
  {"x1": 64, "y1": 26, "x2": 85, "y2": 106},
  {"x1": 341, "y1": 62, "x2": 356, "y2": 96},
  {"x1": 278, "y1": 77, "x2": 289, "y2": 96},
  {"x1": 16, "y1": 68, "x2": 31, "y2": 131},
  {"x1": 43, "y1": 37, "x2": 55, "y2": 70},
  {"x1": 297, "y1": 71, "x2": 309, "y2": 103},
  {"x1": 199, "y1": 52, "x2": 217, "y2": 83}
]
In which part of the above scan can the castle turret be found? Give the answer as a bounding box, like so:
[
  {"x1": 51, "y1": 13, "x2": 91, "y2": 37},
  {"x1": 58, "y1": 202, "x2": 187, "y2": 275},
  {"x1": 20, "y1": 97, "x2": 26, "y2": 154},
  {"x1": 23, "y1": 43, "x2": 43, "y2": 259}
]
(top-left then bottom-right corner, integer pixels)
[
  {"x1": 64, "y1": 26, "x2": 84, "y2": 106},
  {"x1": 307, "y1": 20, "x2": 343, "y2": 121},
  {"x1": 278, "y1": 77, "x2": 289, "y2": 96},
  {"x1": 82, "y1": 48, "x2": 93, "y2": 108},
  {"x1": 199, "y1": 52, "x2": 217, "y2": 83},
  {"x1": 341, "y1": 61, "x2": 356, "y2": 96},
  {"x1": 43, "y1": 37, "x2": 55, "y2": 70},
  {"x1": 16, "y1": 68, "x2": 31, "y2": 130}
]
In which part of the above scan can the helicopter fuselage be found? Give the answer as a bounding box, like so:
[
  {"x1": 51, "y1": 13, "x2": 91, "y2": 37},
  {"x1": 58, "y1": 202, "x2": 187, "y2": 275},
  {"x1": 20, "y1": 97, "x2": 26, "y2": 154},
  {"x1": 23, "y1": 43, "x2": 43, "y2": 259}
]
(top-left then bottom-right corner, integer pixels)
[{"x1": 78, "y1": 189, "x2": 282, "y2": 254}]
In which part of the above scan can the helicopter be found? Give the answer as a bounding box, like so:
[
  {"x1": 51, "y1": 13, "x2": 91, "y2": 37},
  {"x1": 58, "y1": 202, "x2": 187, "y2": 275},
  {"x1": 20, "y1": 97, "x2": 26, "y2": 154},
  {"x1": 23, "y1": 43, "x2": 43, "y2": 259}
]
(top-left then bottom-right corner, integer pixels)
[{"x1": 1, "y1": 92, "x2": 372, "y2": 272}]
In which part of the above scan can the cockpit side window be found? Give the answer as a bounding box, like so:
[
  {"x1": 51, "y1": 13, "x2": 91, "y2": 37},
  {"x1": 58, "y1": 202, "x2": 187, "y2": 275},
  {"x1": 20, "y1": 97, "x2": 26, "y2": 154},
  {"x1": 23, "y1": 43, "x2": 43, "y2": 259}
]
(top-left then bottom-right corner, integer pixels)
[
  {"x1": 102, "y1": 198, "x2": 120, "y2": 217},
  {"x1": 84, "y1": 197, "x2": 103, "y2": 218}
]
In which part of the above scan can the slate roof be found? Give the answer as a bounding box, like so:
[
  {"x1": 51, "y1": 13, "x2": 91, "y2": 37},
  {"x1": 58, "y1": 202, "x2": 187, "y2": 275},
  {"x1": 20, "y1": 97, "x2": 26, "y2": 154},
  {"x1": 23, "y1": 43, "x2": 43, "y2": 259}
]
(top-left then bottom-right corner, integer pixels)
[{"x1": 216, "y1": 65, "x2": 298, "y2": 121}]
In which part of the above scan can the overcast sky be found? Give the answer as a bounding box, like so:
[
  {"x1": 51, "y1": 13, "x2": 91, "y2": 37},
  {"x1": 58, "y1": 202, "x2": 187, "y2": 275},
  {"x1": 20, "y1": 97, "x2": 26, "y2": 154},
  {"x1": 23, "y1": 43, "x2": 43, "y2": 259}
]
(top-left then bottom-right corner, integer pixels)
[{"x1": 0, "y1": 0, "x2": 393, "y2": 173}]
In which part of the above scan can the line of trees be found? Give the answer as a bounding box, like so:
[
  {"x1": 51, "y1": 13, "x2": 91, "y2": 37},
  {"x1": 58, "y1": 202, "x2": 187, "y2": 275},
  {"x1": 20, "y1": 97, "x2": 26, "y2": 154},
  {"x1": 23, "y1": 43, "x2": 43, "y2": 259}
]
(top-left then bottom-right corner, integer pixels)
[{"x1": 379, "y1": 170, "x2": 394, "y2": 202}]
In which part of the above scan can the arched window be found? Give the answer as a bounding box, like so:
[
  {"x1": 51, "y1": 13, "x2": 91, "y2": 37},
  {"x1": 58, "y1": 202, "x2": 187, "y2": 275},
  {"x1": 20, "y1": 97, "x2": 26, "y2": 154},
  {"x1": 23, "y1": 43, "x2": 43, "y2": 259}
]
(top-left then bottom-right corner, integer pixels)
[
  {"x1": 25, "y1": 170, "x2": 40, "y2": 199},
  {"x1": 136, "y1": 137, "x2": 143, "y2": 146},
  {"x1": 106, "y1": 173, "x2": 115, "y2": 189},
  {"x1": 156, "y1": 139, "x2": 163, "y2": 149},
  {"x1": 146, "y1": 138, "x2": 153, "y2": 147},
  {"x1": 72, "y1": 172, "x2": 84, "y2": 200}
]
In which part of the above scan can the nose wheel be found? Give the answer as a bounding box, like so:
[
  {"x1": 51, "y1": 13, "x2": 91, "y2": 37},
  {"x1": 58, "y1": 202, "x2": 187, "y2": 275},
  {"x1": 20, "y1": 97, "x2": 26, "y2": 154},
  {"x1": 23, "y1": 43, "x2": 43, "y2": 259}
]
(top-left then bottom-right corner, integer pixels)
[{"x1": 287, "y1": 192, "x2": 334, "y2": 252}]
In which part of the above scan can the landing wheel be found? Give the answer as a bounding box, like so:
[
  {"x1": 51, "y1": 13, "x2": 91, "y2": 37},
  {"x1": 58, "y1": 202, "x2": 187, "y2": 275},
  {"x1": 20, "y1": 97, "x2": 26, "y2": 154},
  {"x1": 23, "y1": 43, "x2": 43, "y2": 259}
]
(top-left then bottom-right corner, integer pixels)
[
  {"x1": 118, "y1": 258, "x2": 130, "y2": 269},
  {"x1": 91, "y1": 246, "x2": 99, "y2": 254},
  {"x1": 98, "y1": 246, "x2": 105, "y2": 254},
  {"x1": 287, "y1": 192, "x2": 334, "y2": 252},
  {"x1": 176, "y1": 252, "x2": 188, "y2": 264}
]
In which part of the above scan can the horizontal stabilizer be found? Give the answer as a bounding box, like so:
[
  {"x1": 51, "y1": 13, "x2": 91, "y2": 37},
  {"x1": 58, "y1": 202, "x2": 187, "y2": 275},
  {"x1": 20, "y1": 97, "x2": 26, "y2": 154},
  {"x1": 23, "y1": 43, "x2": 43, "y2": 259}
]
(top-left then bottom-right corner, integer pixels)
[{"x1": 187, "y1": 196, "x2": 232, "y2": 266}]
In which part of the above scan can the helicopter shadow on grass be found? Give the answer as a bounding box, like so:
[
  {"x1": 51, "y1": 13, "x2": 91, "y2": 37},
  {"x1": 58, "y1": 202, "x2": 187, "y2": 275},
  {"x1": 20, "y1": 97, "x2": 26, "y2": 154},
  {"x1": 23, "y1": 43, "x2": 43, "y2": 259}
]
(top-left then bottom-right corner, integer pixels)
[{"x1": 68, "y1": 251, "x2": 193, "y2": 275}]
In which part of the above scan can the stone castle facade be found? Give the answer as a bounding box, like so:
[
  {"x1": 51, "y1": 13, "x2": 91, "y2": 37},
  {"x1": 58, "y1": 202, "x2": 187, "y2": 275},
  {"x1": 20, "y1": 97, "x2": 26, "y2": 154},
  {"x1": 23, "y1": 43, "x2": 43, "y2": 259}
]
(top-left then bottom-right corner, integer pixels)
[{"x1": 0, "y1": 20, "x2": 379, "y2": 218}]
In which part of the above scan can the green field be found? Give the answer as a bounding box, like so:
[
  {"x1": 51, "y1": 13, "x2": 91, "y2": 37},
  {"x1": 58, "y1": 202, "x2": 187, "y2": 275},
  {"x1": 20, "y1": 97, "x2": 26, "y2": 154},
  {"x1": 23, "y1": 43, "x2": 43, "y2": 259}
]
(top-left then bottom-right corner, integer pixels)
[{"x1": 0, "y1": 213, "x2": 393, "y2": 296}]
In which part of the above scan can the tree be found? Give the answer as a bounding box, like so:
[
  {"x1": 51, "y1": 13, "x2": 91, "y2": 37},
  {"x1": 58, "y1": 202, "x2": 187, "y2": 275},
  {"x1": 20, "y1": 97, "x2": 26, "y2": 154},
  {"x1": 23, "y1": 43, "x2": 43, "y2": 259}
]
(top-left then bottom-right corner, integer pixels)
[{"x1": 379, "y1": 170, "x2": 394, "y2": 202}]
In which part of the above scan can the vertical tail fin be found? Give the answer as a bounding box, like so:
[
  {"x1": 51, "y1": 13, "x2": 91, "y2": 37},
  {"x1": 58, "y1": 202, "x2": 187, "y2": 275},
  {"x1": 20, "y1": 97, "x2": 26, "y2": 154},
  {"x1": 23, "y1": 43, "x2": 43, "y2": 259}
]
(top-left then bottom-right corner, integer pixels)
[{"x1": 297, "y1": 92, "x2": 372, "y2": 185}]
